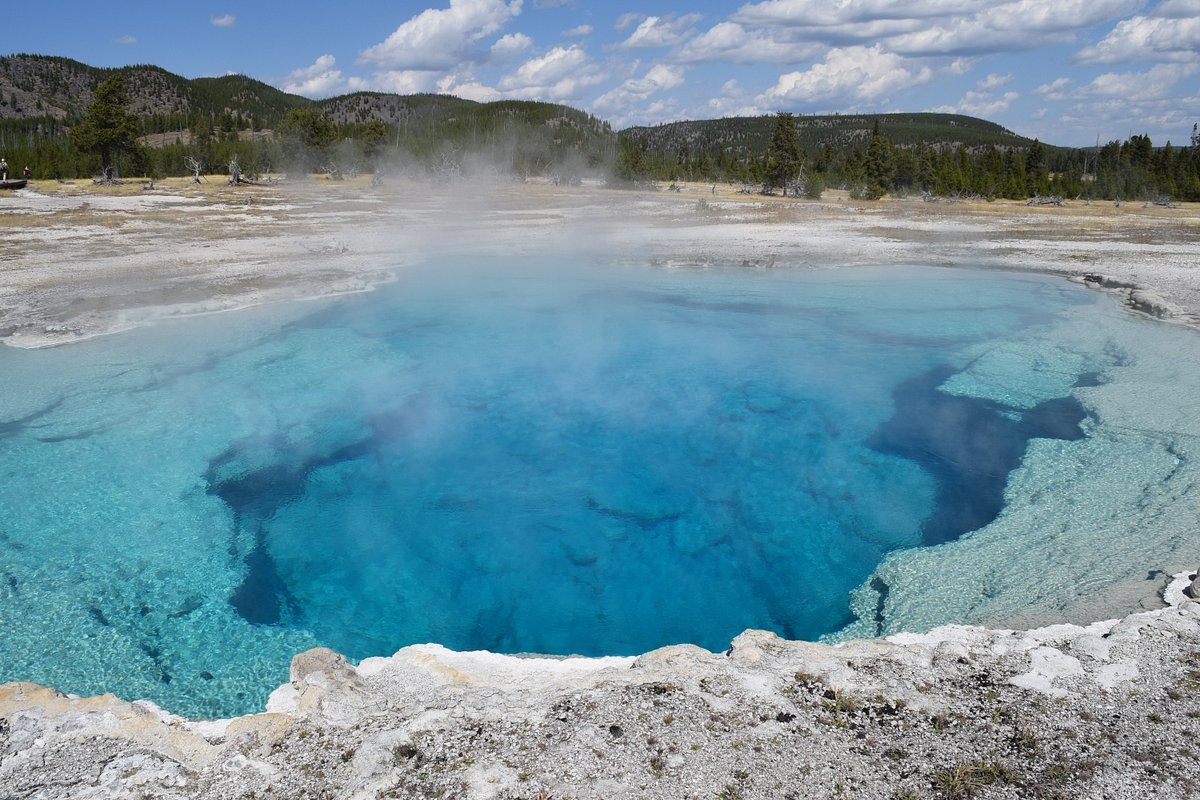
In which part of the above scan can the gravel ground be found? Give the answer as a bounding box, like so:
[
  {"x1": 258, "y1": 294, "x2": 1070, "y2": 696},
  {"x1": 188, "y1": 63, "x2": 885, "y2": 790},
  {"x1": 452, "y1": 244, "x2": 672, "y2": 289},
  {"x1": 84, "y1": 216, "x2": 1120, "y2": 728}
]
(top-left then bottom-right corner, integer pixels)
[{"x1": 2, "y1": 573, "x2": 1199, "y2": 799}]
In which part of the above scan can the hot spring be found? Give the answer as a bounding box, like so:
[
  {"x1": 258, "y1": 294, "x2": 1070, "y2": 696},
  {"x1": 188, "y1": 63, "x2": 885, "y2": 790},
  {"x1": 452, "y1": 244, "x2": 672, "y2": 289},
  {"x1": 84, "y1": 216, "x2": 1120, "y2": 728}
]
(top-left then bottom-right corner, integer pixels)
[{"x1": 1, "y1": 261, "x2": 1198, "y2": 718}]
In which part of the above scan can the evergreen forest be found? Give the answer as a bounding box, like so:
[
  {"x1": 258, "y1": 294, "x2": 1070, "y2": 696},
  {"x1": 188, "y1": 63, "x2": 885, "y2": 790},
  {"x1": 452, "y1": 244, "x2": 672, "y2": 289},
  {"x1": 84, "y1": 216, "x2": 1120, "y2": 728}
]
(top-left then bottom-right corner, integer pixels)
[{"x1": 618, "y1": 114, "x2": 1200, "y2": 202}]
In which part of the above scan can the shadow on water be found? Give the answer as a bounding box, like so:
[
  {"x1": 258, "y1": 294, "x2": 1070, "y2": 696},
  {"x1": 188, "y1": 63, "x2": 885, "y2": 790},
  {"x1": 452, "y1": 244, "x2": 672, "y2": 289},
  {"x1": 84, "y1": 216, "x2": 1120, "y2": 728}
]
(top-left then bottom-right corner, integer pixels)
[
  {"x1": 869, "y1": 365, "x2": 1090, "y2": 546},
  {"x1": 206, "y1": 392, "x2": 441, "y2": 626},
  {"x1": 206, "y1": 437, "x2": 373, "y2": 625}
]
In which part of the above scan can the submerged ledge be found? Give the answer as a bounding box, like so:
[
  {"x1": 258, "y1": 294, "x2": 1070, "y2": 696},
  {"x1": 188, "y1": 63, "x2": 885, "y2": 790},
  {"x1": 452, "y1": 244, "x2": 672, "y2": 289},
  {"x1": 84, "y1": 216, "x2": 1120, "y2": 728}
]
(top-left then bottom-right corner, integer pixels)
[
  {"x1": 1076, "y1": 272, "x2": 1200, "y2": 330},
  {"x1": 2, "y1": 570, "x2": 1198, "y2": 798}
]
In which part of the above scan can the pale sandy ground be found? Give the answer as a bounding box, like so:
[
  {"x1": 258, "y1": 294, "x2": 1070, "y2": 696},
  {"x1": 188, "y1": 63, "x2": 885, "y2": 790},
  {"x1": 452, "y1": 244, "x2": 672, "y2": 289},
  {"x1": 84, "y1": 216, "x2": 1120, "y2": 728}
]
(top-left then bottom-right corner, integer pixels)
[{"x1": 0, "y1": 175, "x2": 1197, "y2": 348}]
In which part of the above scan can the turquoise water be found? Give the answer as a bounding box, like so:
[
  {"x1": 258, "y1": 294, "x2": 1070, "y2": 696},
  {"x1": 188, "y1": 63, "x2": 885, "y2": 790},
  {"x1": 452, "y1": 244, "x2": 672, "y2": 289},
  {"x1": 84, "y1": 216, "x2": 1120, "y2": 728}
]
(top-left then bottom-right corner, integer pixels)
[{"x1": 0, "y1": 262, "x2": 1184, "y2": 717}]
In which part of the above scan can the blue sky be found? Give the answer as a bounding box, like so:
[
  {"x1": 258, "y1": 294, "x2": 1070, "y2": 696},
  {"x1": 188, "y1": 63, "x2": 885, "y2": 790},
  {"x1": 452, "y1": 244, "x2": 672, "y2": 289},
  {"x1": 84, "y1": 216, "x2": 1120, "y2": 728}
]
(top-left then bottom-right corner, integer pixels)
[{"x1": 6, "y1": 0, "x2": 1199, "y2": 146}]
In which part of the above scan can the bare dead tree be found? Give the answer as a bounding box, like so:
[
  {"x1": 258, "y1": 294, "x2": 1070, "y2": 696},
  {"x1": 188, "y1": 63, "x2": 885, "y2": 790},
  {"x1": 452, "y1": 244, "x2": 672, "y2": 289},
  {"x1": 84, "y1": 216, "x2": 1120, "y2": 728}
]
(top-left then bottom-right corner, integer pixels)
[
  {"x1": 228, "y1": 156, "x2": 241, "y2": 185},
  {"x1": 185, "y1": 157, "x2": 204, "y2": 184},
  {"x1": 431, "y1": 151, "x2": 462, "y2": 181},
  {"x1": 92, "y1": 166, "x2": 126, "y2": 186},
  {"x1": 781, "y1": 165, "x2": 808, "y2": 198}
]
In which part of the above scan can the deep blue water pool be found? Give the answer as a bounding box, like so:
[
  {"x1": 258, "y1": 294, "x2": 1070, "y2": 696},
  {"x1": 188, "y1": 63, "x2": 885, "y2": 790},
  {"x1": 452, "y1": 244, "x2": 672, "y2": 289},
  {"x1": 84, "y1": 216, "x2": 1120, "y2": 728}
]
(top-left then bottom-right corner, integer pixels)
[{"x1": 0, "y1": 262, "x2": 1169, "y2": 716}]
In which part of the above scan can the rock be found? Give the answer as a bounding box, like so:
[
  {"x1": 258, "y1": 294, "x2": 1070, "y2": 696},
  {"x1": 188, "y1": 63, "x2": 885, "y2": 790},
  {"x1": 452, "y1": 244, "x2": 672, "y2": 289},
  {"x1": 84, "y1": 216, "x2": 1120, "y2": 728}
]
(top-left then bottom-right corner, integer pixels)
[
  {"x1": 223, "y1": 712, "x2": 293, "y2": 753},
  {"x1": 287, "y1": 647, "x2": 386, "y2": 728},
  {"x1": 0, "y1": 682, "x2": 215, "y2": 767},
  {"x1": 1, "y1": 570, "x2": 1200, "y2": 798},
  {"x1": 290, "y1": 646, "x2": 355, "y2": 685},
  {"x1": 1186, "y1": 572, "x2": 1200, "y2": 600},
  {"x1": 1128, "y1": 288, "x2": 1182, "y2": 319}
]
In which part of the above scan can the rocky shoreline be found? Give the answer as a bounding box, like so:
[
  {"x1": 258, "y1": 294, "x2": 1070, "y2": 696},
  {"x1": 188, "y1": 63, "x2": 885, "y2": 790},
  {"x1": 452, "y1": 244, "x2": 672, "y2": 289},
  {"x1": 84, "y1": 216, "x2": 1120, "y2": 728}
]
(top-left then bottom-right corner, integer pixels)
[{"x1": 1, "y1": 571, "x2": 1198, "y2": 799}]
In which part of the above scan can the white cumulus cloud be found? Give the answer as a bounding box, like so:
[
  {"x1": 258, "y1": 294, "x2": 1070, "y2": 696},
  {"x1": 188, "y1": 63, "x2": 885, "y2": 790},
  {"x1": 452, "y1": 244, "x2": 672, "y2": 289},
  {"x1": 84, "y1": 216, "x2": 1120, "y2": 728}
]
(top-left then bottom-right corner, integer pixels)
[
  {"x1": 281, "y1": 54, "x2": 347, "y2": 97},
  {"x1": 563, "y1": 24, "x2": 593, "y2": 36},
  {"x1": 1076, "y1": 13, "x2": 1200, "y2": 64},
  {"x1": 491, "y1": 32, "x2": 533, "y2": 61},
  {"x1": 372, "y1": 70, "x2": 440, "y2": 95},
  {"x1": 886, "y1": 0, "x2": 1145, "y2": 56},
  {"x1": 1053, "y1": 88, "x2": 1200, "y2": 145},
  {"x1": 930, "y1": 88, "x2": 1019, "y2": 117},
  {"x1": 438, "y1": 72, "x2": 503, "y2": 101},
  {"x1": 921, "y1": 69, "x2": 1017, "y2": 115},
  {"x1": 702, "y1": 79, "x2": 766, "y2": 118},
  {"x1": 1034, "y1": 76, "x2": 1072, "y2": 99},
  {"x1": 360, "y1": 0, "x2": 523, "y2": 71},
  {"x1": 593, "y1": 63, "x2": 686, "y2": 112},
  {"x1": 113, "y1": 35, "x2": 136, "y2": 45},
  {"x1": 733, "y1": 0, "x2": 975, "y2": 46},
  {"x1": 211, "y1": 14, "x2": 236, "y2": 28},
  {"x1": 1153, "y1": 0, "x2": 1200, "y2": 16},
  {"x1": 1075, "y1": 62, "x2": 1200, "y2": 97},
  {"x1": 730, "y1": 0, "x2": 1144, "y2": 57},
  {"x1": 616, "y1": 14, "x2": 703, "y2": 50},
  {"x1": 498, "y1": 45, "x2": 605, "y2": 101},
  {"x1": 761, "y1": 45, "x2": 932, "y2": 106},
  {"x1": 615, "y1": 12, "x2": 646, "y2": 31},
  {"x1": 733, "y1": 0, "x2": 989, "y2": 27},
  {"x1": 673, "y1": 21, "x2": 817, "y2": 64}
]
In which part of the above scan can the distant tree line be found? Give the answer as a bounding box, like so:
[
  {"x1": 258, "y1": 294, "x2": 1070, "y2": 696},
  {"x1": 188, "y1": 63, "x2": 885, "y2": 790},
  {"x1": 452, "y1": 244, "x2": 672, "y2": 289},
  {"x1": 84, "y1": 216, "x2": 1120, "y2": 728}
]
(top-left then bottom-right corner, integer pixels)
[
  {"x1": 618, "y1": 112, "x2": 1200, "y2": 202},
  {"x1": 1, "y1": 80, "x2": 1196, "y2": 201}
]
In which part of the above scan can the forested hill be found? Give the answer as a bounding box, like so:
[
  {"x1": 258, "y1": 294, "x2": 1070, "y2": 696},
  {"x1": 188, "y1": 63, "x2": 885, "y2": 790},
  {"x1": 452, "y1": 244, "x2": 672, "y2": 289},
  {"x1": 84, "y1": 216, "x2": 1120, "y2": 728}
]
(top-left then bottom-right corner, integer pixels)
[
  {"x1": 0, "y1": 53, "x2": 615, "y2": 178},
  {"x1": 617, "y1": 111, "x2": 1200, "y2": 202},
  {"x1": 0, "y1": 54, "x2": 610, "y2": 141},
  {"x1": 314, "y1": 92, "x2": 614, "y2": 167},
  {"x1": 623, "y1": 113, "x2": 1035, "y2": 169},
  {"x1": 0, "y1": 54, "x2": 309, "y2": 125}
]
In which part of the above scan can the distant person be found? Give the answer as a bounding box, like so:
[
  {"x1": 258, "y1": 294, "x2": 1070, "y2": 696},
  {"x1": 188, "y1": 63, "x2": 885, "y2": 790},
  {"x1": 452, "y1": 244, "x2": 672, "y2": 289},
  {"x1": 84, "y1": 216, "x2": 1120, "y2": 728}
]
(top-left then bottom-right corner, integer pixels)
[
  {"x1": 22, "y1": 165, "x2": 30, "y2": 179},
  {"x1": 0, "y1": 158, "x2": 7, "y2": 180}
]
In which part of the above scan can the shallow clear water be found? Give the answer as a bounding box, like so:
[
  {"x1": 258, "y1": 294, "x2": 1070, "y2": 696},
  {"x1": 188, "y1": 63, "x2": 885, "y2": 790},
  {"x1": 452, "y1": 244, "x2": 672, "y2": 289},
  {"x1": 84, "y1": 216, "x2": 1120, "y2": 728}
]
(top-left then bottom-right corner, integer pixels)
[{"x1": 0, "y1": 261, "x2": 1194, "y2": 718}]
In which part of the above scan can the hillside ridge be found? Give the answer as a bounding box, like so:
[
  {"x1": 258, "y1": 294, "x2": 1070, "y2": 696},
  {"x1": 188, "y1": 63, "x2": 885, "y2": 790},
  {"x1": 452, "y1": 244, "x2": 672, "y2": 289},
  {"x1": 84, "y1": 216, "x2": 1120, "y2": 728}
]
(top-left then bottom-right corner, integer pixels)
[{"x1": 0, "y1": 53, "x2": 1038, "y2": 147}]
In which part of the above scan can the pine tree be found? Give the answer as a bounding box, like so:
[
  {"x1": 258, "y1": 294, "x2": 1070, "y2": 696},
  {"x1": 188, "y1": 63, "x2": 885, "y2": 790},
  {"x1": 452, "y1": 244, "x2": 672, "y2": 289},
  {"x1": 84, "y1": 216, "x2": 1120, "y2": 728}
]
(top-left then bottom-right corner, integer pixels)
[
  {"x1": 1024, "y1": 139, "x2": 1048, "y2": 195},
  {"x1": 71, "y1": 75, "x2": 140, "y2": 177},
  {"x1": 764, "y1": 112, "x2": 802, "y2": 193},
  {"x1": 362, "y1": 119, "x2": 389, "y2": 163},
  {"x1": 615, "y1": 136, "x2": 648, "y2": 181},
  {"x1": 277, "y1": 107, "x2": 336, "y2": 173},
  {"x1": 862, "y1": 120, "x2": 895, "y2": 199}
]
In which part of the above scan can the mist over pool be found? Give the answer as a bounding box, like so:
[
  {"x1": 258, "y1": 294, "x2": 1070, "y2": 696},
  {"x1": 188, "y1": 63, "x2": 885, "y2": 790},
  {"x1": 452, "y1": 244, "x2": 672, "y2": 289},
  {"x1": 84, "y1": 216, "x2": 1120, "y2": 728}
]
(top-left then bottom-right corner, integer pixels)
[{"x1": 1, "y1": 260, "x2": 1198, "y2": 718}]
